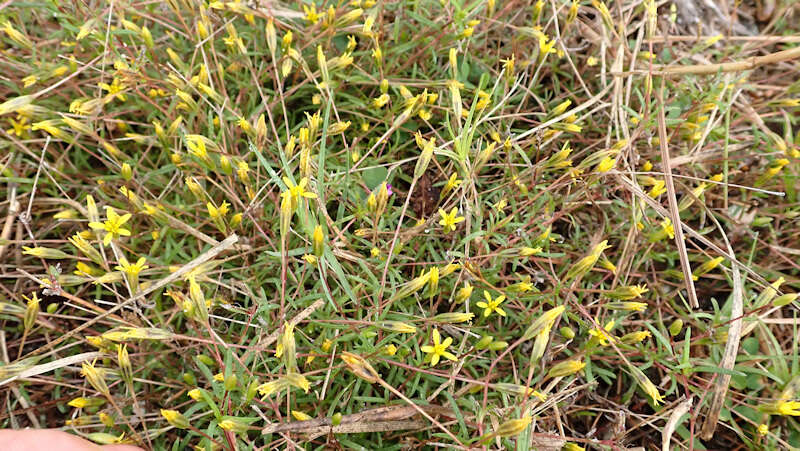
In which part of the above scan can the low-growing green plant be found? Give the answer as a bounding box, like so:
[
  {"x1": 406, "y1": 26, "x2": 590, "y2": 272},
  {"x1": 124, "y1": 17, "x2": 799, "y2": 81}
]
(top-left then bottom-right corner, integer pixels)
[{"x1": 1, "y1": 0, "x2": 799, "y2": 449}]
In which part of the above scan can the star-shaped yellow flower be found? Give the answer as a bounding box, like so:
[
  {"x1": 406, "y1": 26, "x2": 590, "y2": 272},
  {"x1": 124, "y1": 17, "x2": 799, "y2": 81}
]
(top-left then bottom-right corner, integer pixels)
[
  {"x1": 303, "y1": 4, "x2": 320, "y2": 24},
  {"x1": 421, "y1": 329, "x2": 457, "y2": 366},
  {"x1": 777, "y1": 401, "x2": 800, "y2": 416},
  {"x1": 115, "y1": 257, "x2": 148, "y2": 277},
  {"x1": 99, "y1": 78, "x2": 127, "y2": 102},
  {"x1": 444, "y1": 173, "x2": 462, "y2": 192},
  {"x1": 281, "y1": 176, "x2": 317, "y2": 210},
  {"x1": 438, "y1": 207, "x2": 465, "y2": 233},
  {"x1": 588, "y1": 319, "x2": 615, "y2": 346},
  {"x1": 88, "y1": 207, "x2": 132, "y2": 246},
  {"x1": 477, "y1": 290, "x2": 507, "y2": 317},
  {"x1": 538, "y1": 35, "x2": 557, "y2": 60}
]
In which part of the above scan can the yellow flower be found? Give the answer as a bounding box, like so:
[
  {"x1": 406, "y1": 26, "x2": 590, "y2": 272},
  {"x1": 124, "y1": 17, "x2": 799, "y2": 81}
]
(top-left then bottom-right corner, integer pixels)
[
  {"x1": 777, "y1": 400, "x2": 800, "y2": 416},
  {"x1": 312, "y1": 225, "x2": 325, "y2": 257},
  {"x1": 595, "y1": 156, "x2": 616, "y2": 172},
  {"x1": 507, "y1": 277, "x2": 533, "y2": 293},
  {"x1": 588, "y1": 319, "x2": 615, "y2": 346},
  {"x1": 476, "y1": 290, "x2": 506, "y2": 317},
  {"x1": 303, "y1": 4, "x2": 321, "y2": 24},
  {"x1": 426, "y1": 267, "x2": 439, "y2": 299},
  {"x1": 372, "y1": 93, "x2": 390, "y2": 108},
  {"x1": 22, "y1": 74, "x2": 37, "y2": 87},
  {"x1": 236, "y1": 117, "x2": 253, "y2": 134},
  {"x1": 99, "y1": 78, "x2": 127, "y2": 102},
  {"x1": 236, "y1": 161, "x2": 250, "y2": 182},
  {"x1": 185, "y1": 135, "x2": 210, "y2": 160},
  {"x1": 115, "y1": 257, "x2": 148, "y2": 277},
  {"x1": 538, "y1": 35, "x2": 557, "y2": 60},
  {"x1": 421, "y1": 329, "x2": 457, "y2": 366},
  {"x1": 7, "y1": 117, "x2": 31, "y2": 137},
  {"x1": 475, "y1": 90, "x2": 491, "y2": 109},
  {"x1": 443, "y1": 173, "x2": 462, "y2": 194},
  {"x1": 88, "y1": 207, "x2": 132, "y2": 246},
  {"x1": 206, "y1": 201, "x2": 230, "y2": 219},
  {"x1": 438, "y1": 207, "x2": 465, "y2": 233},
  {"x1": 757, "y1": 423, "x2": 769, "y2": 436},
  {"x1": 648, "y1": 180, "x2": 666, "y2": 197},
  {"x1": 501, "y1": 54, "x2": 515, "y2": 81},
  {"x1": 281, "y1": 177, "x2": 317, "y2": 210}
]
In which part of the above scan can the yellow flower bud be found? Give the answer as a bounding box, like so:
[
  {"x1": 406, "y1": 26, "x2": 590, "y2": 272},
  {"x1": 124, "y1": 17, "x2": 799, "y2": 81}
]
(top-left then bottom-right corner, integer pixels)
[
  {"x1": 547, "y1": 359, "x2": 585, "y2": 378},
  {"x1": 341, "y1": 352, "x2": 380, "y2": 383},
  {"x1": 378, "y1": 321, "x2": 417, "y2": 334},
  {"x1": 81, "y1": 361, "x2": 109, "y2": 397},
  {"x1": 292, "y1": 410, "x2": 313, "y2": 421},
  {"x1": 187, "y1": 388, "x2": 203, "y2": 401},
  {"x1": 160, "y1": 409, "x2": 190, "y2": 429},
  {"x1": 432, "y1": 312, "x2": 475, "y2": 323},
  {"x1": 493, "y1": 416, "x2": 531, "y2": 438}
]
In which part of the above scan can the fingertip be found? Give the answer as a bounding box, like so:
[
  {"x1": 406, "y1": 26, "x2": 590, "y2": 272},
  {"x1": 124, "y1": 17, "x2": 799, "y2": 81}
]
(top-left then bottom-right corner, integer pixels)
[{"x1": 101, "y1": 445, "x2": 146, "y2": 451}]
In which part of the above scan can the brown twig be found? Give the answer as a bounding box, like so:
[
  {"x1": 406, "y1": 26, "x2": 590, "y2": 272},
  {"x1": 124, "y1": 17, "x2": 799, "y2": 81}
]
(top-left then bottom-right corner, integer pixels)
[
  {"x1": 648, "y1": 45, "x2": 800, "y2": 75},
  {"x1": 655, "y1": 80, "x2": 699, "y2": 309}
]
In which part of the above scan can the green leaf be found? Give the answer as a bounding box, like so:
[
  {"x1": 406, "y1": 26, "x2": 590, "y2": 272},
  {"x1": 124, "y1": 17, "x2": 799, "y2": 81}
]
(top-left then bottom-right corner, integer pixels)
[
  {"x1": 362, "y1": 166, "x2": 388, "y2": 191},
  {"x1": 688, "y1": 365, "x2": 746, "y2": 377}
]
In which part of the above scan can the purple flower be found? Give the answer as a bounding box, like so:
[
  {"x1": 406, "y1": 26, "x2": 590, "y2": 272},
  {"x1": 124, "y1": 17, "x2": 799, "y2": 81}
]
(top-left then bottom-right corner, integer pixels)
[{"x1": 386, "y1": 184, "x2": 393, "y2": 196}]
